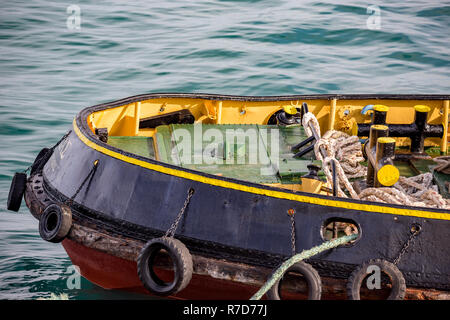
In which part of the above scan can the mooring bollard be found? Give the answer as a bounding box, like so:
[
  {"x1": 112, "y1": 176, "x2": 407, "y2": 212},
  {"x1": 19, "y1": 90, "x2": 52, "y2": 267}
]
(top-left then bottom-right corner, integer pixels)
[
  {"x1": 365, "y1": 125, "x2": 399, "y2": 187},
  {"x1": 372, "y1": 104, "x2": 389, "y2": 125},
  {"x1": 357, "y1": 105, "x2": 444, "y2": 153}
]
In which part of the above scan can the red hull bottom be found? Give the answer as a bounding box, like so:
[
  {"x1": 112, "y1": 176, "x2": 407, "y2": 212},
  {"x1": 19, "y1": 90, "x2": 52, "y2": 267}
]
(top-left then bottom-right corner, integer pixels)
[
  {"x1": 62, "y1": 238, "x2": 449, "y2": 300},
  {"x1": 62, "y1": 238, "x2": 262, "y2": 300}
]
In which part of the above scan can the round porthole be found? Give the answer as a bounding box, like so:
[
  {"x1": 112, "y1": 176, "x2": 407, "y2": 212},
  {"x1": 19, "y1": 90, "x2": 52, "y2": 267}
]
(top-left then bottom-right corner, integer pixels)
[{"x1": 321, "y1": 217, "x2": 360, "y2": 245}]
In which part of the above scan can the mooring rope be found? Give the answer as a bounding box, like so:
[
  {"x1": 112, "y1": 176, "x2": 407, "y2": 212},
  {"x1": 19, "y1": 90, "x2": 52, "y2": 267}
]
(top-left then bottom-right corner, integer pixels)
[
  {"x1": 303, "y1": 112, "x2": 365, "y2": 199},
  {"x1": 359, "y1": 173, "x2": 450, "y2": 209},
  {"x1": 250, "y1": 234, "x2": 357, "y2": 300},
  {"x1": 433, "y1": 156, "x2": 450, "y2": 174},
  {"x1": 302, "y1": 112, "x2": 450, "y2": 209}
]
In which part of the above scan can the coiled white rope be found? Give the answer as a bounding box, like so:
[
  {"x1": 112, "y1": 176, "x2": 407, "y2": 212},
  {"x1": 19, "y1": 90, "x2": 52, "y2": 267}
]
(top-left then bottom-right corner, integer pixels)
[
  {"x1": 303, "y1": 112, "x2": 364, "y2": 199},
  {"x1": 360, "y1": 173, "x2": 450, "y2": 209},
  {"x1": 302, "y1": 112, "x2": 450, "y2": 209}
]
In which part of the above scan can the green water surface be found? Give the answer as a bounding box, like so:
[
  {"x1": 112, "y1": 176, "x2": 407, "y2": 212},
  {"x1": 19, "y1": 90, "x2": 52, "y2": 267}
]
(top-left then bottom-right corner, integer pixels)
[{"x1": 0, "y1": 0, "x2": 449, "y2": 300}]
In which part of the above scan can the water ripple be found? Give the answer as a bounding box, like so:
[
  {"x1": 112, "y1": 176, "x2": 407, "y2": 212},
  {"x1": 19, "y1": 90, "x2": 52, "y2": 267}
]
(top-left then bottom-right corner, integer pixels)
[{"x1": 0, "y1": 0, "x2": 449, "y2": 299}]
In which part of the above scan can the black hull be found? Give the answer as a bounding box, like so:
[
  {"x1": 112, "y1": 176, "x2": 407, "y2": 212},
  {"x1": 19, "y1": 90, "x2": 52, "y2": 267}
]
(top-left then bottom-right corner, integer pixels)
[{"x1": 34, "y1": 93, "x2": 450, "y2": 290}]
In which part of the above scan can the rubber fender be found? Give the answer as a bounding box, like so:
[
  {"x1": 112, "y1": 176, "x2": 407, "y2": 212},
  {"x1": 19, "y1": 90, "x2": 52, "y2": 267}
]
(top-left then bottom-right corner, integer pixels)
[
  {"x1": 266, "y1": 261, "x2": 322, "y2": 300},
  {"x1": 39, "y1": 204, "x2": 72, "y2": 243},
  {"x1": 30, "y1": 148, "x2": 53, "y2": 175},
  {"x1": 137, "y1": 237, "x2": 193, "y2": 296},
  {"x1": 7, "y1": 172, "x2": 27, "y2": 212},
  {"x1": 346, "y1": 258, "x2": 406, "y2": 300}
]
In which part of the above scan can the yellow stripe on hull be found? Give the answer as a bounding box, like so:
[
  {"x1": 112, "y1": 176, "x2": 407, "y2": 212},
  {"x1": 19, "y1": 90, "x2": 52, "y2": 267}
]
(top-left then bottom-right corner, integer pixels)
[{"x1": 73, "y1": 119, "x2": 450, "y2": 221}]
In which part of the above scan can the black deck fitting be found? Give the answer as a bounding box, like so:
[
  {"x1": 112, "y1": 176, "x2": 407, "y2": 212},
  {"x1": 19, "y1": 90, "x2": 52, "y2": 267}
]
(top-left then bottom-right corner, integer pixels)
[
  {"x1": 357, "y1": 105, "x2": 444, "y2": 153},
  {"x1": 292, "y1": 135, "x2": 316, "y2": 158},
  {"x1": 365, "y1": 125, "x2": 399, "y2": 187},
  {"x1": 303, "y1": 164, "x2": 321, "y2": 181}
]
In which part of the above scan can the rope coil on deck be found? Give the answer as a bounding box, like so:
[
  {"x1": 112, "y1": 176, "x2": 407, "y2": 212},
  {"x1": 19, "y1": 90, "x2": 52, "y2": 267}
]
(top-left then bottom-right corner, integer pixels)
[
  {"x1": 359, "y1": 173, "x2": 449, "y2": 209},
  {"x1": 302, "y1": 112, "x2": 450, "y2": 209},
  {"x1": 303, "y1": 112, "x2": 366, "y2": 199},
  {"x1": 434, "y1": 156, "x2": 450, "y2": 174}
]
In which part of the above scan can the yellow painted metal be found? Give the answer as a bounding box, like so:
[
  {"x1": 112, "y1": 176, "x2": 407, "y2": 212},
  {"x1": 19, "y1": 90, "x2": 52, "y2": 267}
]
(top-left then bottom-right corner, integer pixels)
[
  {"x1": 373, "y1": 105, "x2": 389, "y2": 112},
  {"x1": 283, "y1": 105, "x2": 297, "y2": 115},
  {"x1": 441, "y1": 100, "x2": 449, "y2": 154},
  {"x1": 267, "y1": 178, "x2": 328, "y2": 195},
  {"x1": 378, "y1": 137, "x2": 396, "y2": 144},
  {"x1": 351, "y1": 120, "x2": 359, "y2": 136},
  {"x1": 86, "y1": 97, "x2": 448, "y2": 150},
  {"x1": 73, "y1": 119, "x2": 450, "y2": 220},
  {"x1": 329, "y1": 98, "x2": 337, "y2": 130},
  {"x1": 134, "y1": 102, "x2": 141, "y2": 136},
  {"x1": 88, "y1": 114, "x2": 96, "y2": 132},
  {"x1": 195, "y1": 115, "x2": 212, "y2": 124},
  {"x1": 414, "y1": 105, "x2": 431, "y2": 113},
  {"x1": 300, "y1": 178, "x2": 329, "y2": 195},
  {"x1": 371, "y1": 124, "x2": 389, "y2": 130},
  {"x1": 217, "y1": 101, "x2": 223, "y2": 124},
  {"x1": 136, "y1": 128, "x2": 156, "y2": 137},
  {"x1": 203, "y1": 100, "x2": 217, "y2": 120},
  {"x1": 377, "y1": 164, "x2": 400, "y2": 187},
  {"x1": 78, "y1": 96, "x2": 450, "y2": 216}
]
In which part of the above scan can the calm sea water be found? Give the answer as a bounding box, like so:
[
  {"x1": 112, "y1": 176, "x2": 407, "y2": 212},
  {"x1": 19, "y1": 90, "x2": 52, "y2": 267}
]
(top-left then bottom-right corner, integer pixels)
[{"x1": 0, "y1": 0, "x2": 449, "y2": 300}]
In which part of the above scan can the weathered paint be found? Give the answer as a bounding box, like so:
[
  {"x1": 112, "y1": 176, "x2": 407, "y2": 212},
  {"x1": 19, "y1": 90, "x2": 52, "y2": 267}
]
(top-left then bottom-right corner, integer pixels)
[{"x1": 29, "y1": 93, "x2": 450, "y2": 291}]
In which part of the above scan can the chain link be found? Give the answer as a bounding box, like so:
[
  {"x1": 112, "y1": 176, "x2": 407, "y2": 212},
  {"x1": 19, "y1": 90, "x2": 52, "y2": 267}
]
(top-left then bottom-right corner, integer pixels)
[
  {"x1": 66, "y1": 160, "x2": 99, "y2": 206},
  {"x1": 165, "y1": 188, "x2": 195, "y2": 238},
  {"x1": 290, "y1": 214, "x2": 296, "y2": 256},
  {"x1": 287, "y1": 209, "x2": 296, "y2": 256},
  {"x1": 22, "y1": 165, "x2": 31, "y2": 174},
  {"x1": 53, "y1": 130, "x2": 72, "y2": 150},
  {"x1": 393, "y1": 224, "x2": 421, "y2": 265},
  {"x1": 24, "y1": 131, "x2": 71, "y2": 176}
]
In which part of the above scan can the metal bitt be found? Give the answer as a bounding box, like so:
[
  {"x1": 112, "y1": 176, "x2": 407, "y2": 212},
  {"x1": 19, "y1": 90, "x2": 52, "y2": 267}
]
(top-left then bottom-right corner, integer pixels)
[
  {"x1": 357, "y1": 105, "x2": 444, "y2": 153},
  {"x1": 372, "y1": 104, "x2": 389, "y2": 125},
  {"x1": 277, "y1": 105, "x2": 301, "y2": 126},
  {"x1": 365, "y1": 125, "x2": 400, "y2": 187}
]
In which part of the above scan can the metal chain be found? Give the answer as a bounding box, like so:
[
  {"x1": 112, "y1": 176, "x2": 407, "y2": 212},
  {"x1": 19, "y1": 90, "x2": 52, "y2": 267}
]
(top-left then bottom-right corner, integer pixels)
[
  {"x1": 22, "y1": 131, "x2": 72, "y2": 175},
  {"x1": 290, "y1": 215, "x2": 296, "y2": 256},
  {"x1": 287, "y1": 209, "x2": 296, "y2": 256},
  {"x1": 22, "y1": 165, "x2": 31, "y2": 174},
  {"x1": 393, "y1": 224, "x2": 421, "y2": 265},
  {"x1": 66, "y1": 160, "x2": 99, "y2": 206},
  {"x1": 165, "y1": 188, "x2": 195, "y2": 238},
  {"x1": 53, "y1": 130, "x2": 72, "y2": 150}
]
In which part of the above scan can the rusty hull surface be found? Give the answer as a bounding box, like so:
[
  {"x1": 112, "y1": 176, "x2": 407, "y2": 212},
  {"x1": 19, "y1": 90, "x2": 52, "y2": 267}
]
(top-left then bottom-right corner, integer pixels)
[{"x1": 25, "y1": 171, "x2": 450, "y2": 300}]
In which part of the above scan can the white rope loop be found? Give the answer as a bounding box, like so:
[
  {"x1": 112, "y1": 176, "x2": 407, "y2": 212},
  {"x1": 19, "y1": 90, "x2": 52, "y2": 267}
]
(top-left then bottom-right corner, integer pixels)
[
  {"x1": 303, "y1": 112, "x2": 364, "y2": 199},
  {"x1": 301, "y1": 112, "x2": 450, "y2": 209}
]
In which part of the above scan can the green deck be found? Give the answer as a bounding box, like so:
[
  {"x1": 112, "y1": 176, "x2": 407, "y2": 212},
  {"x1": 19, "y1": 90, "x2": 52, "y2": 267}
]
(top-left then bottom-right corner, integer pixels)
[
  {"x1": 106, "y1": 128, "x2": 449, "y2": 194},
  {"x1": 154, "y1": 124, "x2": 320, "y2": 184},
  {"x1": 108, "y1": 136, "x2": 155, "y2": 159}
]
